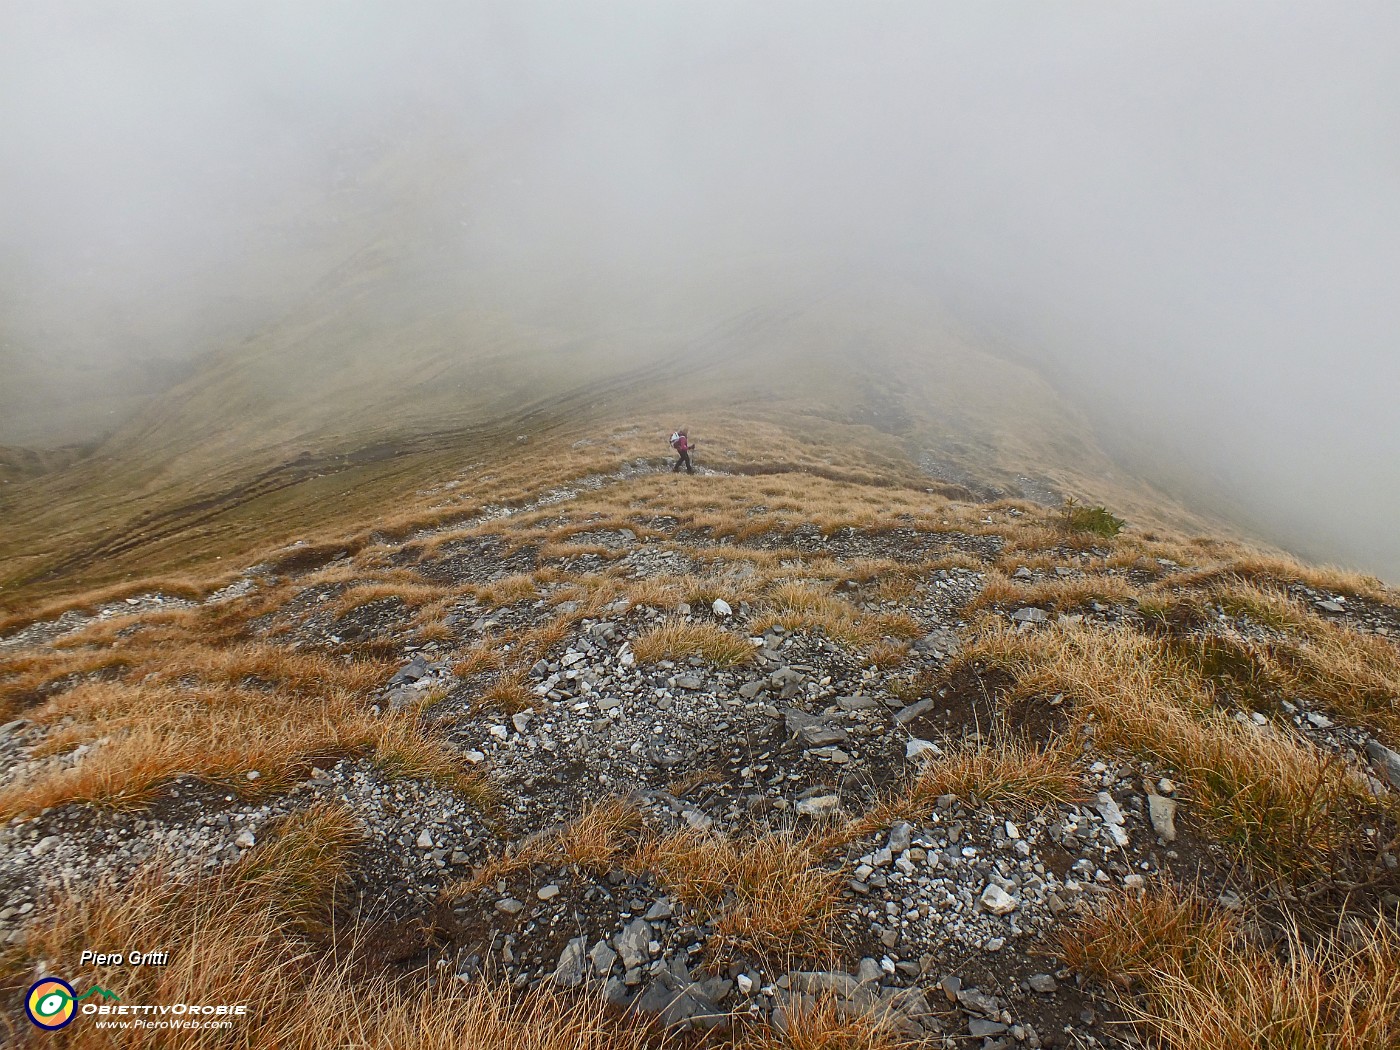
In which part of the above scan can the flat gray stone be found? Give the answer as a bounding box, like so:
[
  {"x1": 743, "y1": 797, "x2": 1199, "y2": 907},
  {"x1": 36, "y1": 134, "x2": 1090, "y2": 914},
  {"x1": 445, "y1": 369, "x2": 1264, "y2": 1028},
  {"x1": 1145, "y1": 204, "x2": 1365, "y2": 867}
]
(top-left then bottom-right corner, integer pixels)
[
  {"x1": 796, "y1": 723, "x2": 849, "y2": 747},
  {"x1": 957, "y1": 988, "x2": 1003, "y2": 1015},
  {"x1": 939, "y1": 975, "x2": 962, "y2": 1003},
  {"x1": 634, "y1": 972, "x2": 726, "y2": 1029},
  {"x1": 916, "y1": 628, "x2": 961, "y2": 656},
  {"x1": 1366, "y1": 739, "x2": 1400, "y2": 790},
  {"x1": 1147, "y1": 793, "x2": 1178, "y2": 841},
  {"x1": 1096, "y1": 791, "x2": 1126, "y2": 825},
  {"x1": 893, "y1": 699, "x2": 936, "y2": 724},
  {"x1": 794, "y1": 795, "x2": 841, "y2": 819},
  {"x1": 615, "y1": 918, "x2": 653, "y2": 971},
  {"x1": 589, "y1": 940, "x2": 618, "y2": 976},
  {"x1": 553, "y1": 936, "x2": 587, "y2": 987},
  {"x1": 389, "y1": 657, "x2": 428, "y2": 685},
  {"x1": 905, "y1": 738, "x2": 940, "y2": 761},
  {"x1": 969, "y1": 1018, "x2": 1009, "y2": 1037},
  {"x1": 887, "y1": 822, "x2": 912, "y2": 853},
  {"x1": 837, "y1": 694, "x2": 879, "y2": 711}
]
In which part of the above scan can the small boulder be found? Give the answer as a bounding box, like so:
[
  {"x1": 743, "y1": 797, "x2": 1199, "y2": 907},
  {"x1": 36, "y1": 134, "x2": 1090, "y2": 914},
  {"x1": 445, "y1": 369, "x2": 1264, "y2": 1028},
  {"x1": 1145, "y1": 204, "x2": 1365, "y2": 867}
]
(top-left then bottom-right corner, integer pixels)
[
  {"x1": 1366, "y1": 739, "x2": 1400, "y2": 791},
  {"x1": 615, "y1": 919, "x2": 653, "y2": 971},
  {"x1": 794, "y1": 795, "x2": 841, "y2": 819},
  {"x1": 1147, "y1": 793, "x2": 1178, "y2": 841},
  {"x1": 905, "y1": 738, "x2": 940, "y2": 761},
  {"x1": 979, "y1": 884, "x2": 1018, "y2": 915},
  {"x1": 796, "y1": 723, "x2": 849, "y2": 748},
  {"x1": 553, "y1": 937, "x2": 587, "y2": 987}
]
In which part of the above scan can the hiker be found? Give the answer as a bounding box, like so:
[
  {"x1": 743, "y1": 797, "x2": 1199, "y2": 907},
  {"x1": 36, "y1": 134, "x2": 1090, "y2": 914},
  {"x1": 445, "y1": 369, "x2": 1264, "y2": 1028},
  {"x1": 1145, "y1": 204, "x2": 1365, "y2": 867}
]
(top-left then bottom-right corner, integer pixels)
[{"x1": 669, "y1": 429, "x2": 695, "y2": 474}]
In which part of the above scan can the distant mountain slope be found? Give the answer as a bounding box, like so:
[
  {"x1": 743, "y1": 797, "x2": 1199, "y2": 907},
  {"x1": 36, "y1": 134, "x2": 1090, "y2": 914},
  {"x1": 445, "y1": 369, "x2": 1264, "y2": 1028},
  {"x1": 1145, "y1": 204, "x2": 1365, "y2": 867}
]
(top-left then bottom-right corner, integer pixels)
[
  {"x1": 0, "y1": 279, "x2": 1219, "y2": 613},
  {"x1": 0, "y1": 129, "x2": 1228, "y2": 608}
]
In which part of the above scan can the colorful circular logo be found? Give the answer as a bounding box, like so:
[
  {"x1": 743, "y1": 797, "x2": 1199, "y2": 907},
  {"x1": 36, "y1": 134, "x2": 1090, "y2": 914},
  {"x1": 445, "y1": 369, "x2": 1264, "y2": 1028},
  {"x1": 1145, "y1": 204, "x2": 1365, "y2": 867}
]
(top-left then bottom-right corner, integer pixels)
[{"x1": 26, "y1": 978, "x2": 76, "y2": 1030}]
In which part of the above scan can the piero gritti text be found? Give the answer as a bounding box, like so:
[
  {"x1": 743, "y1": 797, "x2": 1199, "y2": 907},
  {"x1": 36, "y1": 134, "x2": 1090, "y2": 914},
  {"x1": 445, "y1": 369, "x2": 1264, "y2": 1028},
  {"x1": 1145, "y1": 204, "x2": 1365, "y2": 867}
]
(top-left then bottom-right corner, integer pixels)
[{"x1": 79, "y1": 949, "x2": 170, "y2": 967}]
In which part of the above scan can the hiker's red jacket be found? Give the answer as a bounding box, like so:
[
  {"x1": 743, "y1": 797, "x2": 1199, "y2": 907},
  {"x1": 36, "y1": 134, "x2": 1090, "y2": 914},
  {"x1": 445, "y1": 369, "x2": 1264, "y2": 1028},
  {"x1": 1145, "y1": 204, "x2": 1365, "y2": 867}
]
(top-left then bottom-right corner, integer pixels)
[{"x1": 674, "y1": 435, "x2": 689, "y2": 453}]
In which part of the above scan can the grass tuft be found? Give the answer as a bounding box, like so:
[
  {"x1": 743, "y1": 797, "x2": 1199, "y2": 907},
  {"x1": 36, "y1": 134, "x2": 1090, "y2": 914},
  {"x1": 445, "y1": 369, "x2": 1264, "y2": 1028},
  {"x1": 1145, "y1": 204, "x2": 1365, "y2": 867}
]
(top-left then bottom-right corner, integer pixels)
[
  {"x1": 631, "y1": 621, "x2": 753, "y2": 667},
  {"x1": 1062, "y1": 885, "x2": 1400, "y2": 1050},
  {"x1": 632, "y1": 828, "x2": 844, "y2": 961},
  {"x1": 453, "y1": 799, "x2": 642, "y2": 893}
]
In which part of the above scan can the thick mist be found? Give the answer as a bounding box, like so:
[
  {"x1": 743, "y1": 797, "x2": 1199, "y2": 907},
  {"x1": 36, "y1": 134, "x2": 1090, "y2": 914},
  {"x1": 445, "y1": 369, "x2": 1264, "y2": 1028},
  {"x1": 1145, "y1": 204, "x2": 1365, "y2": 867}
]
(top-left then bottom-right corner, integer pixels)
[{"x1": 2, "y1": 2, "x2": 1398, "y2": 578}]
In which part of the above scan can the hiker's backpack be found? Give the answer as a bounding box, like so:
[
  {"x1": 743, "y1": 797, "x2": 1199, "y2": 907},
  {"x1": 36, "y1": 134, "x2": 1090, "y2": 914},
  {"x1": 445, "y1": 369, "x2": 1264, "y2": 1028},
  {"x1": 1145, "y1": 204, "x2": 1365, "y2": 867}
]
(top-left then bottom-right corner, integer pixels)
[{"x1": 669, "y1": 432, "x2": 681, "y2": 450}]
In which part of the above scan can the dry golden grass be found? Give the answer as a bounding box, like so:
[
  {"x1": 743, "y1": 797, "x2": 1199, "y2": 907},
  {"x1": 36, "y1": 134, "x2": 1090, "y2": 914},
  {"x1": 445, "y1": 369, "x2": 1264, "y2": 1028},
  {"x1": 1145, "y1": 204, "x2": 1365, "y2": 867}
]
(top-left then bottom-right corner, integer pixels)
[
  {"x1": 453, "y1": 643, "x2": 505, "y2": 677},
  {"x1": 0, "y1": 621, "x2": 486, "y2": 818},
  {"x1": 737, "y1": 994, "x2": 923, "y2": 1050},
  {"x1": 371, "y1": 717, "x2": 493, "y2": 802},
  {"x1": 829, "y1": 738, "x2": 1086, "y2": 852},
  {"x1": 631, "y1": 620, "x2": 754, "y2": 667},
  {"x1": 907, "y1": 738, "x2": 1086, "y2": 812},
  {"x1": 451, "y1": 615, "x2": 577, "y2": 686},
  {"x1": 864, "y1": 639, "x2": 911, "y2": 670},
  {"x1": 2, "y1": 803, "x2": 671, "y2": 1050},
  {"x1": 623, "y1": 574, "x2": 689, "y2": 610},
  {"x1": 971, "y1": 569, "x2": 1138, "y2": 613},
  {"x1": 751, "y1": 581, "x2": 923, "y2": 653},
  {"x1": 1266, "y1": 626, "x2": 1400, "y2": 742},
  {"x1": 150, "y1": 640, "x2": 390, "y2": 694},
  {"x1": 547, "y1": 575, "x2": 630, "y2": 617},
  {"x1": 0, "y1": 677, "x2": 485, "y2": 819},
  {"x1": 46, "y1": 604, "x2": 208, "y2": 649},
  {"x1": 0, "y1": 575, "x2": 218, "y2": 637},
  {"x1": 3, "y1": 803, "x2": 355, "y2": 1043},
  {"x1": 269, "y1": 978, "x2": 675, "y2": 1050},
  {"x1": 1136, "y1": 585, "x2": 1400, "y2": 740},
  {"x1": 1209, "y1": 579, "x2": 1316, "y2": 632},
  {"x1": 331, "y1": 579, "x2": 446, "y2": 617},
  {"x1": 873, "y1": 574, "x2": 918, "y2": 603},
  {"x1": 631, "y1": 827, "x2": 844, "y2": 960},
  {"x1": 0, "y1": 647, "x2": 135, "y2": 706},
  {"x1": 1061, "y1": 884, "x2": 1400, "y2": 1050},
  {"x1": 414, "y1": 619, "x2": 459, "y2": 644},
  {"x1": 1173, "y1": 554, "x2": 1393, "y2": 604},
  {"x1": 961, "y1": 623, "x2": 1393, "y2": 880},
  {"x1": 475, "y1": 571, "x2": 544, "y2": 607},
  {"x1": 453, "y1": 799, "x2": 642, "y2": 893},
  {"x1": 476, "y1": 669, "x2": 536, "y2": 712}
]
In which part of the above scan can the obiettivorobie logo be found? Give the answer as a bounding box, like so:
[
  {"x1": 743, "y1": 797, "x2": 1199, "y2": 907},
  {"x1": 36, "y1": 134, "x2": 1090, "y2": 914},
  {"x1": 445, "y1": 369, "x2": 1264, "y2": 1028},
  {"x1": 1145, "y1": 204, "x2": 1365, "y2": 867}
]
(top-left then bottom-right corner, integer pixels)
[
  {"x1": 25, "y1": 978, "x2": 119, "y2": 1031},
  {"x1": 23, "y1": 976, "x2": 246, "y2": 1032}
]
